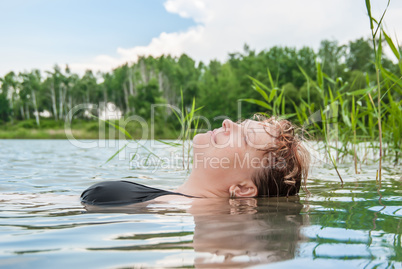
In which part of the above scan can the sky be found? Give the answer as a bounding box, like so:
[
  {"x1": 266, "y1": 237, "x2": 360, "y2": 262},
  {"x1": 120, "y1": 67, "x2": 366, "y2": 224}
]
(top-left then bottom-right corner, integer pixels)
[{"x1": 0, "y1": 0, "x2": 401, "y2": 77}]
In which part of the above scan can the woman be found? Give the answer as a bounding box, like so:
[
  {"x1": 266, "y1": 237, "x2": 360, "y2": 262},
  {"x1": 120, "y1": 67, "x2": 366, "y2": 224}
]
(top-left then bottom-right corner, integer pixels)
[{"x1": 81, "y1": 115, "x2": 310, "y2": 205}]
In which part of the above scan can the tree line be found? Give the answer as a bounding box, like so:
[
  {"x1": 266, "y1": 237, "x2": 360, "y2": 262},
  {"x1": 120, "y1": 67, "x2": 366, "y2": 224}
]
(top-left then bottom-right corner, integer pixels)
[{"x1": 0, "y1": 37, "x2": 400, "y2": 128}]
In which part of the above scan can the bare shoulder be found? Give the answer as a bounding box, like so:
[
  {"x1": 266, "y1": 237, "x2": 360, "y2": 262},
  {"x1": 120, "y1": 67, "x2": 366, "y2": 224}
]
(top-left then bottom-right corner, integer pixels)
[{"x1": 154, "y1": 194, "x2": 193, "y2": 203}]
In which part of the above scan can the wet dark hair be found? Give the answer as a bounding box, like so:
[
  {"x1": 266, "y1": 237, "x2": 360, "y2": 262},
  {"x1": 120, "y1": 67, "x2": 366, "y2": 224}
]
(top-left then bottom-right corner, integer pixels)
[{"x1": 250, "y1": 114, "x2": 310, "y2": 197}]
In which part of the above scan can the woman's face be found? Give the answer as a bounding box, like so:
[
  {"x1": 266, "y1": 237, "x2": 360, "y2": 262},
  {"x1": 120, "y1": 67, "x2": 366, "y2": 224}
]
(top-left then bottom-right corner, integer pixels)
[{"x1": 192, "y1": 119, "x2": 276, "y2": 178}]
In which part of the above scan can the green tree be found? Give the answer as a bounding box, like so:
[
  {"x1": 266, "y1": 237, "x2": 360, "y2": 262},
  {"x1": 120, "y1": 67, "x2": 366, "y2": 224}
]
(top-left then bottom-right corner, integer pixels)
[
  {"x1": 318, "y1": 40, "x2": 346, "y2": 79},
  {"x1": 130, "y1": 78, "x2": 164, "y2": 118},
  {"x1": 1, "y1": 72, "x2": 18, "y2": 122},
  {"x1": 20, "y1": 70, "x2": 42, "y2": 126},
  {"x1": 346, "y1": 38, "x2": 375, "y2": 73},
  {"x1": 0, "y1": 92, "x2": 11, "y2": 122}
]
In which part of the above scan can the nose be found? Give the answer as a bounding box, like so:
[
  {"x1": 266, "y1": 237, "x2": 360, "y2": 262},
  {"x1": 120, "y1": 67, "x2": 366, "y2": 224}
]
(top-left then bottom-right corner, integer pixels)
[
  {"x1": 222, "y1": 119, "x2": 234, "y2": 130},
  {"x1": 222, "y1": 119, "x2": 240, "y2": 134}
]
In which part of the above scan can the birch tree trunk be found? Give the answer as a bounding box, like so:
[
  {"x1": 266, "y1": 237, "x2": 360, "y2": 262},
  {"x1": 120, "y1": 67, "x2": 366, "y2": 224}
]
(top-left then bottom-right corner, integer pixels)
[
  {"x1": 128, "y1": 67, "x2": 134, "y2": 96},
  {"x1": 140, "y1": 60, "x2": 147, "y2": 84},
  {"x1": 158, "y1": 72, "x2": 164, "y2": 93},
  {"x1": 86, "y1": 88, "x2": 90, "y2": 104},
  {"x1": 26, "y1": 104, "x2": 30, "y2": 120},
  {"x1": 64, "y1": 92, "x2": 69, "y2": 119},
  {"x1": 68, "y1": 95, "x2": 73, "y2": 122},
  {"x1": 59, "y1": 84, "x2": 66, "y2": 120},
  {"x1": 20, "y1": 106, "x2": 25, "y2": 120},
  {"x1": 50, "y1": 82, "x2": 58, "y2": 120},
  {"x1": 59, "y1": 85, "x2": 63, "y2": 120},
  {"x1": 103, "y1": 86, "x2": 107, "y2": 104},
  {"x1": 32, "y1": 89, "x2": 40, "y2": 126},
  {"x1": 123, "y1": 83, "x2": 130, "y2": 113}
]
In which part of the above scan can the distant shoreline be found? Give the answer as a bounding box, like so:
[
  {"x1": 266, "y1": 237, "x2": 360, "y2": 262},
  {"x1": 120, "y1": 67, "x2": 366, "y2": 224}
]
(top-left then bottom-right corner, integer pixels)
[
  {"x1": 0, "y1": 119, "x2": 180, "y2": 140},
  {"x1": 0, "y1": 129, "x2": 97, "y2": 139}
]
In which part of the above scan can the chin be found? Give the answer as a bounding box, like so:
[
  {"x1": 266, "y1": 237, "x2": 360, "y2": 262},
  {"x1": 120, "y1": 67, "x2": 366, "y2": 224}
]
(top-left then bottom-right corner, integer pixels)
[{"x1": 193, "y1": 132, "x2": 207, "y2": 142}]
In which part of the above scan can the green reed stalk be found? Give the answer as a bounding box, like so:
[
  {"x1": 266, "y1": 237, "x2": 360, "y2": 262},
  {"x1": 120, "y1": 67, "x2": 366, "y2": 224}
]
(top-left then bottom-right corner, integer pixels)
[
  {"x1": 351, "y1": 96, "x2": 359, "y2": 174},
  {"x1": 321, "y1": 106, "x2": 344, "y2": 185},
  {"x1": 382, "y1": 28, "x2": 402, "y2": 164},
  {"x1": 171, "y1": 89, "x2": 203, "y2": 170},
  {"x1": 365, "y1": 0, "x2": 391, "y2": 183},
  {"x1": 90, "y1": 115, "x2": 161, "y2": 166}
]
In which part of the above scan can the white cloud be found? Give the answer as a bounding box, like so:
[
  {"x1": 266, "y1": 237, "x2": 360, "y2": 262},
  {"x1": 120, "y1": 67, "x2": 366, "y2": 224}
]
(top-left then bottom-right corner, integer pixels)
[
  {"x1": 68, "y1": 0, "x2": 402, "y2": 75},
  {"x1": 116, "y1": 26, "x2": 205, "y2": 61},
  {"x1": 164, "y1": 0, "x2": 209, "y2": 23}
]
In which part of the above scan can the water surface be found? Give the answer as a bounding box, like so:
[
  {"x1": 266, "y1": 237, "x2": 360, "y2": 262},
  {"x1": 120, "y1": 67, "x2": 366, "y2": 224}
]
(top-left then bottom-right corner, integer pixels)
[{"x1": 0, "y1": 140, "x2": 401, "y2": 268}]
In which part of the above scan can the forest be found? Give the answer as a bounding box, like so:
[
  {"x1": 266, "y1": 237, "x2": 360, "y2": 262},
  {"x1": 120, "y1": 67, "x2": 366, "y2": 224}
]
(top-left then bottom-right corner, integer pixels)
[{"x1": 0, "y1": 37, "x2": 401, "y2": 150}]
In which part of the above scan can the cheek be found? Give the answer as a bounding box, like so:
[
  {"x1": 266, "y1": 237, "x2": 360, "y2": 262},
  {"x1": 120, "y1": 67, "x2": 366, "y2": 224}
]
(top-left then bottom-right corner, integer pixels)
[{"x1": 217, "y1": 146, "x2": 245, "y2": 165}]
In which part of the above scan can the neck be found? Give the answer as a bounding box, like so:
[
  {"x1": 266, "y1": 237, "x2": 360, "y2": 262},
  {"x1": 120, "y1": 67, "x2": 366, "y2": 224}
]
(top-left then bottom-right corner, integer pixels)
[{"x1": 175, "y1": 171, "x2": 227, "y2": 198}]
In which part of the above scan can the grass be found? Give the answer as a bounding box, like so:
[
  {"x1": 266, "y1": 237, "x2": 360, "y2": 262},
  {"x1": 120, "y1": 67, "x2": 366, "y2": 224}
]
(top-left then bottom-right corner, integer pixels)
[
  {"x1": 0, "y1": 118, "x2": 180, "y2": 139},
  {"x1": 242, "y1": 0, "x2": 402, "y2": 185}
]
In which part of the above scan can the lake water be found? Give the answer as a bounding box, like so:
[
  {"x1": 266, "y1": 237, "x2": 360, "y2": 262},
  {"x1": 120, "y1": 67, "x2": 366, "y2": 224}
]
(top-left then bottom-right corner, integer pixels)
[{"x1": 0, "y1": 139, "x2": 401, "y2": 268}]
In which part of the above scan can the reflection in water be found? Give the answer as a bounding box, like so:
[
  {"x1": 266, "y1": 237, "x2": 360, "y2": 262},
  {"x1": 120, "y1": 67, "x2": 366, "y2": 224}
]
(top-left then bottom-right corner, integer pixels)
[
  {"x1": 192, "y1": 197, "x2": 304, "y2": 268},
  {"x1": 84, "y1": 196, "x2": 305, "y2": 268}
]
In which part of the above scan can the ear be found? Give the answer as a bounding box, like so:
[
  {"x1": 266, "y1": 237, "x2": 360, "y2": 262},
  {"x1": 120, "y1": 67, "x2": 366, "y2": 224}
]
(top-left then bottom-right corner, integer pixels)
[{"x1": 229, "y1": 181, "x2": 258, "y2": 198}]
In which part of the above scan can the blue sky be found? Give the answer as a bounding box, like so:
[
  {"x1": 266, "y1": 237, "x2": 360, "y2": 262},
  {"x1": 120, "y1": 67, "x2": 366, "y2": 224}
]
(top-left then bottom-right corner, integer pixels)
[
  {"x1": 1, "y1": 0, "x2": 195, "y2": 54},
  {"x1": 0, "y1": 0, "x2": 195, "y2": 75},
  {"x1": 1, "y1": 0, "x2": 401, "y2": 77}
]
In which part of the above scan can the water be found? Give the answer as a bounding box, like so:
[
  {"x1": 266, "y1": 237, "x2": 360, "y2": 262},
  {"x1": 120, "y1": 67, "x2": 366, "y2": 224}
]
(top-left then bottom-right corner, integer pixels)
[{"x1": 0, "y1": 139, "x2": 401, "y2": 268}]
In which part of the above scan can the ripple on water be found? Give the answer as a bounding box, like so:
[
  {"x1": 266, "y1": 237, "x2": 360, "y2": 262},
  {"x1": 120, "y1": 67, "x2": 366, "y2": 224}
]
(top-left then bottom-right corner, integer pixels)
[
  {"x1": 368, "y1": 206, "x2": 402, "y2": 217},
  {"x1": 0, "y1": 140, "x2": 401, "y2": 268}
]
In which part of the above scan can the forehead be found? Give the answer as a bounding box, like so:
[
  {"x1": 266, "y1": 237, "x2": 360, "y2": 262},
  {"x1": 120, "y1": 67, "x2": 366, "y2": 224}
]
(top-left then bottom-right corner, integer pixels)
[{"x1": 243, "y1": 119, "x2": 277, "y2": 147}]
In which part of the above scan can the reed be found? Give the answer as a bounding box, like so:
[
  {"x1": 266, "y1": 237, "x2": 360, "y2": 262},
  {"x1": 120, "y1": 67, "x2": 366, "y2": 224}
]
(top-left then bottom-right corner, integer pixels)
[
  {"x1": 89, "y1": 115, "x2": 161, "y2": 166},
  {"x1": 259, "y1": 2, "x2": 401, "y2": 165},
  {"x1": 242, "y1": 15, "x2": 401, "y2": 182},
  {"x1": 170, "y1": 89, "x2": 203, "y2": 170},
  {"x1": 96, "y1": 89, "x2": 203, "y2": 170},
  {"x1": 364, "y1": 0, "x2": 400, "y2": 184}
]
